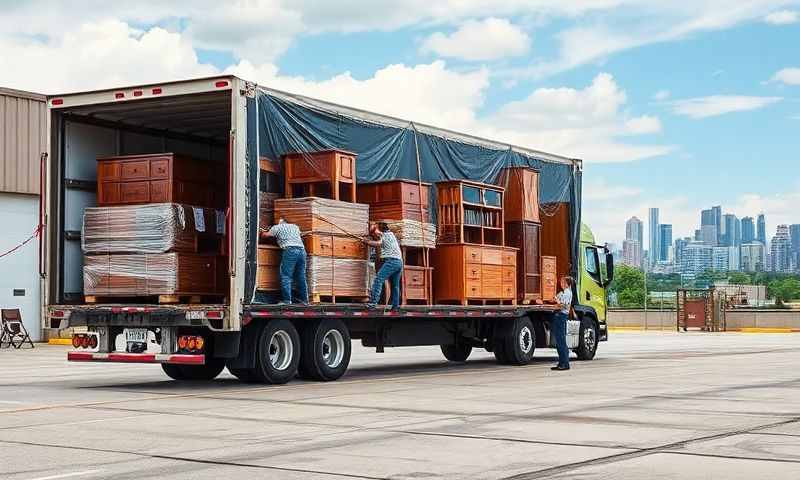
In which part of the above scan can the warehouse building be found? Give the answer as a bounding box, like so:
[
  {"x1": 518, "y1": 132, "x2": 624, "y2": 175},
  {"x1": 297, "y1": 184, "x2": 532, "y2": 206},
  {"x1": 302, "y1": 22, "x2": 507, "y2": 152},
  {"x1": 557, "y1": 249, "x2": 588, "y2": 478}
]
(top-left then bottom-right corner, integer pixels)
[{"x1": 0, "y1": 87, "x2": 46, "y2": 341}]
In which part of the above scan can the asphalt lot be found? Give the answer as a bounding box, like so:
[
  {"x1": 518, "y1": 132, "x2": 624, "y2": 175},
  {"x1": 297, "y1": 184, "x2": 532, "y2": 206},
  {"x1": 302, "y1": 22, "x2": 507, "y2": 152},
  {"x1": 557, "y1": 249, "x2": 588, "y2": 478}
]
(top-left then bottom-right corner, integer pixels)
[{"x1": 1, "y1": 332, "x2": 799, "y2": 480}]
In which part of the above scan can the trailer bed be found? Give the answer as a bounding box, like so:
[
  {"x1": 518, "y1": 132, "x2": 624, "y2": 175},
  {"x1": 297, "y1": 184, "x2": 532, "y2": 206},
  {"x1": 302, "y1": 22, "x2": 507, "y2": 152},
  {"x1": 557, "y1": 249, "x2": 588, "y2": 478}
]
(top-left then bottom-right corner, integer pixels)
[{"x1": 245, "y1": 303, "x2": 560, "y2": 320}]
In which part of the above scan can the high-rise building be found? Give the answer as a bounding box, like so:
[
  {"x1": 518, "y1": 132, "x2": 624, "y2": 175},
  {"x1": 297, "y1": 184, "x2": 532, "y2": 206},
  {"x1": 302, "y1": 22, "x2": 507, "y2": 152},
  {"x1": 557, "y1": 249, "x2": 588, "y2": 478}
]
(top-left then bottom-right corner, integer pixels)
[
  {"x1": 757, "y1": 213, "x2": 766, "y2": 245},
  {"x1": 625, "y1": 216, "x2": 644, "y2": 267},
  {"x1": 722, "y1": 214, "x2": 740, "y2": 247},
  {"x1": 770, "y1": 225, "x2": 791, "y2": 273},
  {"x1": 712, "y1": 246, "x2": 740, "y2": 272},
  {"x1": 681, "y1": 241, "x2": 713, "y2": 276},
  {"x1": 700, "y1": 208, "x2": 718, "y2": 245},
  {"x1": 712, "y1": 206, "x2": 722, "y2": 244},
  {"x1": 791, "y1": 224, "x2": 800, "y2": 272},
  {"x1": 741, "y1": 242, "x2": 766, "y2": 272},
  {"x1": 658, "y1": 224, "x2": 672, "y2": 262},
  {"x1": 700, "y1": 225, "x2": 717, "y2": 245},
  {"x1": 674, "y1": 237, "x2": 690, "y2": 266},
  {"x1": 622, "y1": 240, "x2": 642, "y2": 268},
  {"x1": 648, "y1": 208, "x2": 659, "y2": 268},
  {"x1": 741, "y1": 216, "x2": 755, "y2": 244},
  {"x1": 694, "y1": 229, "x2": 701, "y2": 241}
]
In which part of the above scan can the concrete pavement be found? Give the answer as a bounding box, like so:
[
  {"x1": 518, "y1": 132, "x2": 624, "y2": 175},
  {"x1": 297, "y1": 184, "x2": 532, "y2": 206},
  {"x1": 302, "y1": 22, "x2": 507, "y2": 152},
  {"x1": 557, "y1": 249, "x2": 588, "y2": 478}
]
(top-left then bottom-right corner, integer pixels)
[{"x1": 1, "y1": 332, "x2": 799, "y2": 479}]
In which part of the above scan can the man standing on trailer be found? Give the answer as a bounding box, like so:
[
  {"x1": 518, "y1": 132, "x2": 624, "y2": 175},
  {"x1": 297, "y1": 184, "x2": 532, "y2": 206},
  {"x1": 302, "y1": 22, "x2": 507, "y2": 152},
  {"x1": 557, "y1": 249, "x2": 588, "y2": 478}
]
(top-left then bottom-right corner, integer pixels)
[
  {"x1": 551, "y1": 276, "x2": 574, "y2": 371},
  {"x1": 364, "y1": 222, "x2": 404, "y2": 310},
  {"x1": 261, "y1": 219, "x2": 309, "y2": 305}
]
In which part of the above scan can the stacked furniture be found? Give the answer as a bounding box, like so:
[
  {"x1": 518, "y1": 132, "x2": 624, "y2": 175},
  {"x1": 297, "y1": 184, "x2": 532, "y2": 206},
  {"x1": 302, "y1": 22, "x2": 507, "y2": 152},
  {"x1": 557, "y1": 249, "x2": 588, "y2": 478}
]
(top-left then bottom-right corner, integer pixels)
[
  {"x1": 498, "y1": 167, "x2": 546, "y2": 304},
  {"x1": 541, "y1": 255, "x2": 558, "y2": 303},
  {"x1": 283, "y1": 149, "x2": 357, "y2": 202},
  {"x1": 432, "y1": 180, "x2": 517, "y2": 305},
  {"x1": 358, "y1": 180, "x2": 436, "y2": 305}
]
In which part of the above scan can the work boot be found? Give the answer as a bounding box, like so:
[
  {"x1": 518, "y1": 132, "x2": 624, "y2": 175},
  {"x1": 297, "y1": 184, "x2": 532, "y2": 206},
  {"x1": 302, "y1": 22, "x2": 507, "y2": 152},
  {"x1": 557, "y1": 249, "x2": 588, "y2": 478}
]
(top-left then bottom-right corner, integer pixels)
[{"x1": 551, "y1": 365, "x2": 570, "y2": 371}]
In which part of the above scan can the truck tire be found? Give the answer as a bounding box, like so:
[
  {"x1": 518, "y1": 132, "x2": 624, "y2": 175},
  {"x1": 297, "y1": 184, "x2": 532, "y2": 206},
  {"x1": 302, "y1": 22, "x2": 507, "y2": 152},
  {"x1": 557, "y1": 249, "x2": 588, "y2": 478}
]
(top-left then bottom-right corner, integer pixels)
[
  {"x1": 441, "y1": 343, "x2": 472, "y2": 362},
  {"x1": 298, "y1": 319, "x2": 351, "y2": 381},
  {"x1": 493, "y1": 317, "x2": 535, "y2": 365},
  {"x1": 161, "y1": 357, "x2": 226, "y2": 381},
  {"x1": 252, "y1": 320, "x2": 301, "y2": 384},
  {"x1": 573, "y1": 317, "x2": 598, "y2": 360}
]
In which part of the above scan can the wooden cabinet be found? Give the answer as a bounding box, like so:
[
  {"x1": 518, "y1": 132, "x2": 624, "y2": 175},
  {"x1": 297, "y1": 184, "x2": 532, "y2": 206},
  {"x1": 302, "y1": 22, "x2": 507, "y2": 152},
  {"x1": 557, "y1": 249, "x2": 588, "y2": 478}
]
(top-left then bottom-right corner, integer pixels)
[
  {"x1": 505, "y1": 221, "x2": 542, "y2": 303},
  {"x1": 283, "y1": 149, "x2": 357, "y2": 202},
  {"x1": 96, "y1": 153, "x2": 224, "y2": 207},
  {"x1": 402, "y1": 265, "x2": 432, "y2": 303},
  {"x1": 432, "y1": 244, "x2": 517, "y2": 304},
  {"x1": 357, "y1": 180, "x2": 431, "y2": 222},
  {"x1": 542, "y1": 255, "x2": 558, "y2": 302},
  {"x1": 256, "y1": 245, "x2": 282, "y2": 291},
  {"x1": 498, "y1": 167, "x2": 540, "y2": 223},
  {"x1": 436, "y1": 180, "x2": 505, "y2": 246},
  {"x1": 540, "y1": 202, "x2": 572, "y2": 283}
]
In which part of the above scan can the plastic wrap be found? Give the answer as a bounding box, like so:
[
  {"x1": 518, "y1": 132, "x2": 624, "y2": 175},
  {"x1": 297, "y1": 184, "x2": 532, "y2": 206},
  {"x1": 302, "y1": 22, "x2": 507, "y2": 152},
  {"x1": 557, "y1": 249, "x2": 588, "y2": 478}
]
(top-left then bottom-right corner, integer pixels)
[
  {"x1": 82, "y1": 204, "x2": 224, "y2": 254},
  {"x1": 83, "y1": 253, "x2": 223, "y2": 297},
  {"x1": 307, "y1": 256, "x2": 371, "y2": 299},
  {"x1": 381, "y1": 219, "x2": 436, "y2": 249},
  {"x1": 273, "y1": 197, "x2": 369, "y2": 237}
]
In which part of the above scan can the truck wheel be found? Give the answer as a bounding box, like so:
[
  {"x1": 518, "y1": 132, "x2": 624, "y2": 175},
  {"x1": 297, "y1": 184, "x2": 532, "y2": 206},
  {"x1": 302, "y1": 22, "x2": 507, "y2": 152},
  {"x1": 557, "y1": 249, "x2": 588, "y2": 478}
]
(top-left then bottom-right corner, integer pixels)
[
  {"x1": 252, "y1": 320, "x2": 301, "y2": 384},
  {"x1": 161, "y1": 357, "x2": 226, "y2": 381},
  {"x1": 494, "y1": 317, "x2": 535, "y2": 365},
  {"x1": 573, "y1": 317, "x2": 598, "y2": 360},
  {"x1": 441, "y1": 343, "x2": 472, "y2": 362},
  {"x1": 299, "y1": 319, "x2": 351, "y2": 381}
]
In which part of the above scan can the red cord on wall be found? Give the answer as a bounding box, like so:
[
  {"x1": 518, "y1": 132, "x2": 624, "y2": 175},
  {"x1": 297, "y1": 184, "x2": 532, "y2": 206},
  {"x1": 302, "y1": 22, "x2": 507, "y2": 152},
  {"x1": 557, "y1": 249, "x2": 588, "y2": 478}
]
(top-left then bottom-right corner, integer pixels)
[{"x1": 0, "y1": 224, "x2": 44, "y2": 259}]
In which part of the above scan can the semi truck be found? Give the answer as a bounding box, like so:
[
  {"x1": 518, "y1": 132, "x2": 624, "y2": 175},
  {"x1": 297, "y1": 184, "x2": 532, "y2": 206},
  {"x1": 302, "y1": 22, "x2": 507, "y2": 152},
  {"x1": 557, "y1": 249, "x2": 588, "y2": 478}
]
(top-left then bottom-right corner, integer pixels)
[{"x1": 43, "y1": 76, "x2": 614, "y2": 383}]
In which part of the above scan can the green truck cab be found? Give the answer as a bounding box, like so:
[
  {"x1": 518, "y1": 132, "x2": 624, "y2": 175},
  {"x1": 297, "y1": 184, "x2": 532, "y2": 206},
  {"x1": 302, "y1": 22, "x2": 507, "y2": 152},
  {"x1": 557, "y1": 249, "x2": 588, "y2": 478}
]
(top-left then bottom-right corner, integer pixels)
[{"x1": 575, "y1": 223, "x2": 614, "y2": 350}]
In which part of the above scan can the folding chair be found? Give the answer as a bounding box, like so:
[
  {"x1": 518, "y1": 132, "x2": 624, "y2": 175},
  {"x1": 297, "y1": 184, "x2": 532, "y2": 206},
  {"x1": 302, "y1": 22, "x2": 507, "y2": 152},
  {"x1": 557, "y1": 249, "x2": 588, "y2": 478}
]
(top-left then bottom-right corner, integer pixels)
[{"x1": 1, "y1": 309, "x2": 34, "y2": 349}]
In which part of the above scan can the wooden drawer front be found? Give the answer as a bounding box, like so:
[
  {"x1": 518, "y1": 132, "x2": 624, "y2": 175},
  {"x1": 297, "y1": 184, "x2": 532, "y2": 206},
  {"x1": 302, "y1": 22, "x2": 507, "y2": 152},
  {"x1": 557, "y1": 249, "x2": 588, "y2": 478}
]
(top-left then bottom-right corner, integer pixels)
[
  {"x1": 150, "y1": 159, "x2": 170, "y2": 179},
  {"x1": 119, "y1": 182, "x2": 150, "y2": 203},
  {"x1": 404, "y1": 287, "x2": 428, "y2": 300},
  {"x1": 466, "y1": 264, "x2": 482, "y2": 280},
  {"x1": 464, "y1": 246, "x2": 482, "y2": 263},
  {"x1": 483, "y1": 249, "x2": 502, "y2": 265},
  {"x1": 482, "y1": 284, "x2": 503, "y2": 299},
  {"x1": 150, "y1": 180, "x2": 170, "y2": 202},
  {"x1": 120, "y1": 160, "x2": 150, "y2": 180},
  {"x1": 288, "y1": 156, "x2": 324, "y2": 180},
  {"x1": 401, "y1": 184, "x2": 428, "y2": 205},
  {"x1": 338, "y1": 154, "x2": 354, "y2": 179},
  {"x1": 482, "y1": 266, "x2": 502, "y2": 297},
  {"x1": 502, "y1": 266, "x2": 516, "y2": 284},
  {"x1": 98, "y1": 183, "x2": 120, "y2": 205},
  {"x1": 542, "y1": 273, "x2": 557, "y2": 301},
  {"x1": 257, "y1": 246, "x2": 282, "y2": 266},
  {"x1": 502, "y1": 249, "x2": 516, "y2": 266},
  {"x1": 334, "y1": 236, "x2": 366, "y2": 258},
  {"x1": 542, "y1": 256, "x2": 557, "y2": 274},
  {"x1": 465, "y1": 280, "x2": 482, "y2": 298},
  {"x1": 257, "y1": 267, "x2": 280, "y2": 290},
  {"x1": 502, "y1": 284, "x2": 516, "y2": 299},
  {"x1": 99, "y1": 161, "x2": 121, "y2": 181},
  {"x1": 403, "y1": 267, "x2": 427, "y2": 287}
]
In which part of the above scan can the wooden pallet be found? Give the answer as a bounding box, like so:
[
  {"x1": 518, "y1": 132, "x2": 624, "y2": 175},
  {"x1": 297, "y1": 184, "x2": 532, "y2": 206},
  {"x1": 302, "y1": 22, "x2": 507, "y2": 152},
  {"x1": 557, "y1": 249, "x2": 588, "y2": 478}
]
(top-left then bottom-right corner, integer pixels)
[
  {"x1": 84, "y1": 294, "x2": 223, "y2": 305},
  {"x1": 311, "y1": 294, "x2": 370, "y2": 304}
]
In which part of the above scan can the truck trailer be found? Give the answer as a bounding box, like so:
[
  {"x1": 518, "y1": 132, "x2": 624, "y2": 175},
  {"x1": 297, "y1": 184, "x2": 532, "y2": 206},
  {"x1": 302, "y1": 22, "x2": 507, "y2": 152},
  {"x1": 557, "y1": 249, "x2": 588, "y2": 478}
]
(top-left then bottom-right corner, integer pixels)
[{"x1": 43, "y1": 76, "x2": 613, "y2": 383}]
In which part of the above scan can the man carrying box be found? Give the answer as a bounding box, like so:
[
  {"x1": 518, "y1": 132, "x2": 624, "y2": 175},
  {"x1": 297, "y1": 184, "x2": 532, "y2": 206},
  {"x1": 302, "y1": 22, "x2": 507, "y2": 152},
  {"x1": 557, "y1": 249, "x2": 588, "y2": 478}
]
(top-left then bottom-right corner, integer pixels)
[{"x1": 261, "y1": 219, "x2": 309, "y2": 305}]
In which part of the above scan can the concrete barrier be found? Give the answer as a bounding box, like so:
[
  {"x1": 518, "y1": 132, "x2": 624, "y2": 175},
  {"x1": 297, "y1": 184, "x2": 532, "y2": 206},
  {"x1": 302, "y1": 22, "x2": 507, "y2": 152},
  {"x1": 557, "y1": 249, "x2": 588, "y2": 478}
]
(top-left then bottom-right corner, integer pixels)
[{"x1": 607, "y1": 308, "x2": 800, "y2": 331}]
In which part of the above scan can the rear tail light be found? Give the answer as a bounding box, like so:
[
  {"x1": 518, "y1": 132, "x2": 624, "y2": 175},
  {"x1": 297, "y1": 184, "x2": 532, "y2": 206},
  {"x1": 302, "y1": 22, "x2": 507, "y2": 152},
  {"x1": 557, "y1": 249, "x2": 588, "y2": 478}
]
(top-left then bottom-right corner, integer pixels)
[
  {"x1": 72, "y1": 335, "x2": 81, "y2": 348},
  {"x1": 152, "y1": 88, "x2": 162, "y2": 95},
  {"x1": 51, "y1": 98, "x2": 64, "y2": 106},
  {"x1": 114, "y1": 92, "x2": 125, "y2": 99},
  {"x1": 133, "y1": 90, "x2": 143, "y2": 97},
  {"x1": 177, "y1": 335, "x2": 205, "y2": 353},
  {"x1": 72, "y1": 333, "x2": 99, "y2": 350},
  {"x1": 81, "y1": 335, "x2": 90, "y2": 348},
  {"x1": 215, "y1": 80, "x2": 229, "y2": 88},
  {"x1": 89, "y1": 335, "x2": 98, "y2": 349}
]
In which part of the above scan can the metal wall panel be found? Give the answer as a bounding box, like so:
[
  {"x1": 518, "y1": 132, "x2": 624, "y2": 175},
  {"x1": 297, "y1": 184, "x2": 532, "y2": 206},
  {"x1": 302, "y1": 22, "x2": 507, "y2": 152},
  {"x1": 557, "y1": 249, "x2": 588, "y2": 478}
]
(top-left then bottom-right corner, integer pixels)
[{"x1": 0, "y1": 88, "x2": 46, "y2": 195}]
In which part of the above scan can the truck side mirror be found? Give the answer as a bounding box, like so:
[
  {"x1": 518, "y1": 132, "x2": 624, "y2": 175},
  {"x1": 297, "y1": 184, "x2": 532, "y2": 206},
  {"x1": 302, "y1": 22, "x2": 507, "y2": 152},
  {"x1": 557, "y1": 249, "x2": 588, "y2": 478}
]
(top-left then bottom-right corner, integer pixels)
[{"x1": 605, "y1": 252, "x2": 614, "y2": 286}]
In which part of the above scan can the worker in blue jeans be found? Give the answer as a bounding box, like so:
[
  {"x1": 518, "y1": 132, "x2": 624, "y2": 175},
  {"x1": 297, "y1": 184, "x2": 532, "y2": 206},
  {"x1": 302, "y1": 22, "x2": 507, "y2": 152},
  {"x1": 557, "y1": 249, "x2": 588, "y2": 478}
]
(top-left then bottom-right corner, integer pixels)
[
  {"x1": 261, "y1": 219, "x2": 309, "y2": 305},
  {"x1": 551, "y1": 276, "x2": 574, "y2": 371},
  {"x1": 363, "y1": 222, "x2": 403, "y2": 310}
]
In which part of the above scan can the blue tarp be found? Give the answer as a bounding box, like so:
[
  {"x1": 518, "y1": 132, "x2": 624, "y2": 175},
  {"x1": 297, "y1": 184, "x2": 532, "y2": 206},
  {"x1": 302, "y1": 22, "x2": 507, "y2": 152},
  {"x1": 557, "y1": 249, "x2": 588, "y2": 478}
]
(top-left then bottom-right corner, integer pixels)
[{"x1": 247, "y1": 88, "x2": 581, "y2": 302}]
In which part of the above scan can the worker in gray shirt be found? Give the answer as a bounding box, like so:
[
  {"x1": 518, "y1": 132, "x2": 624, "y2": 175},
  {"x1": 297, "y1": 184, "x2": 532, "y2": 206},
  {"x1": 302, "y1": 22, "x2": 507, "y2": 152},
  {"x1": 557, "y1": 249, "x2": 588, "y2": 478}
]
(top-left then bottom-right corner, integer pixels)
[
  {"x1": 551, "y1": 276, "x2": 573, "y2": 371},
  {"x1": 363, "y1": 222, "x2": 403, "y2": 310},
  {"x1": 261, "y1": 218, "x2": 309, "y2": 305}
]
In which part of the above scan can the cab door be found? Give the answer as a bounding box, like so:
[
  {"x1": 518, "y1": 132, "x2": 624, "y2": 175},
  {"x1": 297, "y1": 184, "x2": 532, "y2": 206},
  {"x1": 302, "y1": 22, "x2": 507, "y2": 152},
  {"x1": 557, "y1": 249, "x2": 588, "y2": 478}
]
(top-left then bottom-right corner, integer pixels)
[{"x1": 580, "y1": 245, "x2": 607, "y2": 321}]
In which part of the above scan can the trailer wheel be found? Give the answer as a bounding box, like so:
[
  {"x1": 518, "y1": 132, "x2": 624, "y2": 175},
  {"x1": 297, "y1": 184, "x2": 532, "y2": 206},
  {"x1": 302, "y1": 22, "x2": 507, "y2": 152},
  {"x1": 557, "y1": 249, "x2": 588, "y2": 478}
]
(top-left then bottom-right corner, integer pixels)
[
  {"x1": 161, "y1": 357, "x2": 226, "y2": 381},
  {"x1": 441, "y1": 343, "x2": 472, "y2": 362},
  {"x1": 252, "y1": 320, "x2": 301, "y2": 384},
  {"x1": 493, "y1": 317, "x2": 535, "y2": 365},
  {"x1": 298, "y1": 319, "x2": 351, "y2": 381},
  {"x1": 573, "y1": 317, "x2": 598, "y2": 360}
]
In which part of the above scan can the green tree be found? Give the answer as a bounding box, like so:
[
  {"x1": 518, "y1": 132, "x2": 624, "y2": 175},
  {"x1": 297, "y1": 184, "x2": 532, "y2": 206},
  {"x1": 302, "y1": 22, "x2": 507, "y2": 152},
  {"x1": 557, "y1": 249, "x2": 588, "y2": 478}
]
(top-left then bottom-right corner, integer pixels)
[
  {"x1": 769, "y1": 278, "x2": 800, "y2": 307},
  {"x1": 728, "y1": 272, "x2": 751, "y2": 284},
  {"x1": 609, "y1": 264, "x2": 645, "y2": 308}
]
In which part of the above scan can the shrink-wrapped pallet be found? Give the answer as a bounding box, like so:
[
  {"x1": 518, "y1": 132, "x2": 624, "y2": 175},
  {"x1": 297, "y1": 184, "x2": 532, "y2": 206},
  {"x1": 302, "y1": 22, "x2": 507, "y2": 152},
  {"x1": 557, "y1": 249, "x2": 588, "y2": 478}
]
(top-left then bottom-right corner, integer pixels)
[
  {"x1": 82, "y1": 204, "x2": 225, "y2": 254},
  {"x1": 381, "y1": 219, "x2": 437, "y2": 249},
  {"x1": 273, "y1": 197, "x2": 369, "y2": 237},
  {"x1": 84, "y1": 253, "x2": 223, "y2": 297},
  {"x1": 306, "y1": 256, "x2": 371, "y2": 300}
]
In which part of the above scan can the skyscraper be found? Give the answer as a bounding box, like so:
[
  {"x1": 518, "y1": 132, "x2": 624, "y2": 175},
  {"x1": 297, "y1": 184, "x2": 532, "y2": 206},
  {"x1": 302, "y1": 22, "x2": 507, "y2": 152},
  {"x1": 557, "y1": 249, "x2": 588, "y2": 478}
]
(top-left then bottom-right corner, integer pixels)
[
  {"x1": 700, "y1": 208, "x2": 717, "y2": 245},
  {"x1": 648, "y1": 208, "x2": 659, "y2": 268},
  {"x1": 770, "y1": 225, "x2": 791, "y2": 273},
  {"x1": 712, "y1": 246, "x2": 740, "y2": 272},
  {"x1": 757, "y1": 213, "x2": 766, "y2": 245},
  {"x1": 625, "y1": 216, "x2": 644, "y2": 268},
  {"x1": 791, "y1": 224, "x2": 800, "y2": 272},
  {"x1": 681, "y1": 241, "x2": 713, "y2": 276},
  {"x1": 741, "y1": 242, "x2": 766, "y2": 272},
  {"x1": 712, "y1": 206, "x2": 722, "y2": 244},
  {"x1": 722, "y1": 214, "x2": 740, "y2": 247},
  {"x1": 741, "y1": 216, "x2": 755, "y2": 244},
  {"x1": 659, "y1": 224, "x2": 672, "y2": 262},
  {"x1": 674, "y1": 237, "x2": 690, "y2": 266}
]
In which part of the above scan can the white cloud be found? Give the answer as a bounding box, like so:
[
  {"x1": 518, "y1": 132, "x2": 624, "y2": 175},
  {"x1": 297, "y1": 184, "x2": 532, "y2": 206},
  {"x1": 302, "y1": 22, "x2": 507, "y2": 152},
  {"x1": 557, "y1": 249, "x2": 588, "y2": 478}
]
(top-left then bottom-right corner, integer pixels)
[
  {"x1": 583, "y1": 178, "x2": 642, "y2": 201},
  {"x1": 764, "y1": 10, "x2": 799, "y2": 24},
  {"x1": 669, "y1": 95, "x2": 782, "y2": 119},
  {"x1": 771, "y1": 67, "x2": 800, "y2": 85},
  {"x1": 653, "y1": 90, "x2": 671, "y2": 101},
  {"x1": 624, "y1": 115, "x2": 662, "y2": 135},
  {"x1": 420, "y1": 18, "x2": 531, "y2": 61}
]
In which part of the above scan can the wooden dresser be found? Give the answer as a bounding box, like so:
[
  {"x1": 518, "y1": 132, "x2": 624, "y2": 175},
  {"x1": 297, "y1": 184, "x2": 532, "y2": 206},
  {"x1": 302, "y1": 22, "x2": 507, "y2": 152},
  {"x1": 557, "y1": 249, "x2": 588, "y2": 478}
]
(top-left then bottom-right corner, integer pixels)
[
  {"x1": 283, "y1": 150, "x2": 357, "y2": 202},
  {"x1": 96, "y1": 153, "x2": 223, "y2": 207},
  {"x1": 541, "y1": 255, "x2": 558, "y2": 303},
  {"x1": 357, "y1": 179, "x2": 431, "y2": 222},
  {"x1": 432, "y1": 244, "x2": 517, "y2": 305}
]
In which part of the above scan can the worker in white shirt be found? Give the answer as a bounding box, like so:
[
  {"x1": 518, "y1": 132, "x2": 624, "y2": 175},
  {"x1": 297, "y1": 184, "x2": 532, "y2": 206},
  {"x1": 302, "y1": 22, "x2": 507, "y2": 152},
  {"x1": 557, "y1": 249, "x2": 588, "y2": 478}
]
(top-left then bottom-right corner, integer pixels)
[
  {"x1": 551, "y1": 276, "x2": 574, "y2": 371},
  {"x1": 261, "y1": 219, "x2": 308, "y2": 305},
  {"x1": 363, "y1": 222, "x2": 403, "y2": 310}
]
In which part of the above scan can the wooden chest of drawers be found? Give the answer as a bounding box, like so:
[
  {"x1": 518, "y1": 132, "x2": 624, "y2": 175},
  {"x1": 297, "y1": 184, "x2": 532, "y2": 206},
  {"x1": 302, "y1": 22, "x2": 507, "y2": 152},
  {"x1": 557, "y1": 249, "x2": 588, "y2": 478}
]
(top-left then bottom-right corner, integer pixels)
[
  {"x1": 401, "y1": 265, "x2": 432, "y2": 302},
  {"x1": 541, "y1": 255, "x2": 558, "y2": 302},
  {"x1": 432, "y1": 244, "x2": 517, "y2": 304},
  {"x1": 256, "y1": 245, "x2": 282, "y2": 291},
  {"x1": 303, "y1": 234, "x2": 367, "y2": 259},
  {"x1": 284, "y1": 150, "x2": 357, "y2": 202},
  {"x1": 357, "y1": 180, "x2": 431, "y2": 222},
  {"x1": 96, "y1": 153, "x2": 224, "y2": 207}
]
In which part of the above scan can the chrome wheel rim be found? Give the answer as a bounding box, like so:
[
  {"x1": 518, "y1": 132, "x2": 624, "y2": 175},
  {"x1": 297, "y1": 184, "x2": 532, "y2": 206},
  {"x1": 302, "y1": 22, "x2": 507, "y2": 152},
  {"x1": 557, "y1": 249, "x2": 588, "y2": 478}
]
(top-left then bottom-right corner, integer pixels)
[
  {"x1": 269, "y1": 330, "x2": 293, "y2": 371},
  {"x1": 519, "y1": 326, "x2": 533, "y2": 354},
  {"x1": 321, "y1": 329, "x2": 345, "y2": 369},
  {"x1": 583, "y1": 326, "x2": 596, "y2": 353}
]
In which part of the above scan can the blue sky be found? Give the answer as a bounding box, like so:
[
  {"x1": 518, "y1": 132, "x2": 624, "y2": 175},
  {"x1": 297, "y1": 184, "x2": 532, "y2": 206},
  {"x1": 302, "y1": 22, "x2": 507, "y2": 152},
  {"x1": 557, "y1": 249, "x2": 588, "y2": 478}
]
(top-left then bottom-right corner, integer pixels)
[{"x1": 1, "y1": 1, "x2": 798, "y2": 245}]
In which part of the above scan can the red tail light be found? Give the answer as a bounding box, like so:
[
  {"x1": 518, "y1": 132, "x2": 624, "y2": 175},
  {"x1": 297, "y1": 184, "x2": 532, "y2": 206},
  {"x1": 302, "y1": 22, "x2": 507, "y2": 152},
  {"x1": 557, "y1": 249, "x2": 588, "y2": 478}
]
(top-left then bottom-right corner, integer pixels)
[
  {"x1": 81, "y1": 335, "x2": 90, "y2": 348},
  {"x1": 51, "y1": 99, "x2": 63, "y2": 106},
  {"x1": 152, "y1": 88, "x2": 162, "y2": 95},
  {"x1": 195, "y1": 336, "x2": 205, "y2": 351},
  {"x1": 178, "y1": 336, "x2": 188, "y2": 350},
  {"x1": 215, "y1": 80, "x2": 229, "y2": 88},
  {"x1": 89, "y1": 335, "x2": 98, "y2": 349},
  {"x1": 114, "y1": 92, "x2": 125, "y2": 99},
  {"x1": 133, "y1": 90, "x2": 143, "y2": 97},
  {"x1": 178, "y1": 335, "x2": 204, "y2": 352},
  {"x1": 72, "y1": 335, "x2": 81, "y2": 348},
  {"x1": 187, "y1": 337, "x2": 197, "y2": 350}
]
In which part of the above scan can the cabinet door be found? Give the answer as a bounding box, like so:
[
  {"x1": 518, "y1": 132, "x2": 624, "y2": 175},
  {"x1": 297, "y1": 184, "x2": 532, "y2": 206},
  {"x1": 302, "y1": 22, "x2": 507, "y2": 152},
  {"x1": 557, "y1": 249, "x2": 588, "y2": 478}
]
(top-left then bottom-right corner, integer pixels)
[
  {"x1": 150, "y1": 180, "x2": 170, "y2": 203},
  {"x1": 98, "y1": 161, "x2": 121, "y2": 182},
  {"x1": 524, "y1": 223, "x2": 541, "y2": 274},
  {"x1": 150, "y1": 159, "x2": 170, "y2": 179},
  {"x1": 338, "y1": 154, "x2": 354, "y2": 179},
  {"x1": 98, "y1": 182, "x2": 121, "y2": 205}
]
